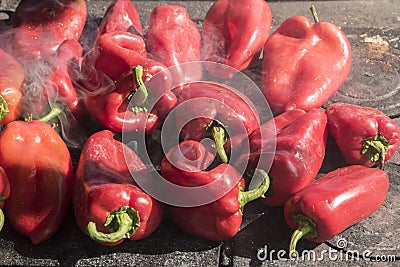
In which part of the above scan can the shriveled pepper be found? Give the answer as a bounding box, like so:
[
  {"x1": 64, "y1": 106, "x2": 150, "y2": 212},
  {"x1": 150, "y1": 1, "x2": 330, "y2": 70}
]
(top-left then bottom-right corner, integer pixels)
[
  {"x1": 243, "y1": 109, "x2": 327, "y2": 207},
  {"x1": 161, "y1": 140, "x2": 270, "y2": 241},
  {"x1": 0, "y1": 108, "x2": 74, "y2": 244},
  {"x1": 73, "y1": 130, "x2": 163, "y2": 246},
  {"x1": 326, "y1": 102, "x2": 400, "y2": 169},
  {"x1": 284, "y1": 165, "x2": 389, "y2": 255},
  {"x1": 0, "y1": 167, "x2": 10, "y2": 232},
  {"x1": 0, "y1": 49, "x2": 25, "y2": 125},
  {"x1": 11, "y1": 0, "x2": 87, "y2": 59},
  {"x1": 201, "y1": 0, "x2": 272, "y2": 77},
  {"x1": 146, "y1": 5, "x2": 202, "y2": 85},
  {"x1": 261, "y1": 6, "x2": 352, "y2": 114},
  {"x1": 176, "y1": 81, "x2": 259, "y2": 163}
]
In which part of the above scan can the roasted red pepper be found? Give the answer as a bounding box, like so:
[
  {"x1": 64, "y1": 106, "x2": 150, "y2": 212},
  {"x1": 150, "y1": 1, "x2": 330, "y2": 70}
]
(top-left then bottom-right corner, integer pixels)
[
  {"x1": 326, "y1": 102, "x2": 400, "y2": 169},
  {"x1": 0, "y1": 49, "x2": 25, "y2": 125},
  {"x1": 0, "y1": 113, "x2": 74, "y2": 244},
  {"x1": 11, "y1": 0, "x2": 87, "y2": 59},
  {"x1": 0, "y1": 167, "x2": 10, "y2": 232},
  {"x1": 161, "y1": 140, "x2": 270, "y2": 241},
  {"x1": 146, "y1": 5, "x2": 202, "y2": 83},
  {"x1": 284, "y1": 165, "x2": 389, "y2": 255},
  {"x1": 176, "y1": 81, "x2": 259, "y2": 163},
  {"x1": 261, "y1": 6, "x2": 352, "y2": 114},
  {"x1": 242, "y1": 109, "x2": 327, "y2": 207},
  {"x1": 201, "y1": 0, "x2": 272, "y2": 77},
  {"x1": 73, "y1": 130, "x2": 163, "y2": 246}
]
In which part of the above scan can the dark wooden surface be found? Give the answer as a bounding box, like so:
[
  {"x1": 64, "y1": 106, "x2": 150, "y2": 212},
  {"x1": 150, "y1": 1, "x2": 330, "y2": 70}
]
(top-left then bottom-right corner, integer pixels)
[{"x1": 0, "y1": 1, "x2": 399, "y2": 266}]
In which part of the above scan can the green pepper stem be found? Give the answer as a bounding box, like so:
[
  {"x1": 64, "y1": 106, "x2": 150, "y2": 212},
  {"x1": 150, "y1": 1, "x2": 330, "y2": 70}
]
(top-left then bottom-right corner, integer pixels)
[
  {"x1": 289, "y1": 215, "x2": 318, "y2": 257},
  {"x1": 127, "y1": 66, "x2": 149, "y2": 107},
  {"x1": 212, "y1": 126, "x2": 229, "y2": 163},
  {"x1": 0, "y1": 95, "x2": 9, "y2": 121},
  {"x1": 310, "y1": 5, "x2": 319, "y2": 23},
  {"x1": 362, "y1": 134, "x2": 389, "y2": 170},
  {"x1": 0, "y1": 209, "x2": 4, "y2": 232},
  {"x1": 86, "y1": 206, "x2": 140, "y2": 243},
  {"x1": 38, "y1": 106, "x2": 63, "y2": 123},
  {"x1": 238, "y1": 169, "x2": 270, "y2": 207}
]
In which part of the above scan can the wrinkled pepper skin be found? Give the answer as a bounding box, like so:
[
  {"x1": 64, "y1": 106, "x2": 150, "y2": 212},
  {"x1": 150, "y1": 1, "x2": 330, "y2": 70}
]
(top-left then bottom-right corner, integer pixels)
[
  {"x1": 249, "y1": 109, "x2": 327, "y2": 207},
  {"x1": 0, "y1": 167, "x2": 10, "y2": 232},
  {"x1": 0, "y1": 120, "x2": 74, "y2": 244},
  {"x1": 176, "y1": 81, "x2": 259, "y2": 163},
  {"x1": 161, "y1": 140, "x2": 269, "y2": 241},
  {"x1": 73, "y1": 130, "x2": 163, "y2": 246},
  {"x1": 11, "y1": 0, "x2": 87, "y2": 59},
  {"x1": 284, "y1": 165, "x2": 388, "y2": 252},
  {"x1": 202, "y1": 0, "x2": 272, "y2": 77},
  {"x1": 326, "y1": 102, "x2": 400, "y2": 168},
  {"x1": 262, "y1": 15, "x2": 352, "y2": 114},
  {"x1": 146, "y1": 5, "x2": 202, "y2": 83},
  {"x1": 0, "y1": 49, "x2": 25, "y2": 125}
]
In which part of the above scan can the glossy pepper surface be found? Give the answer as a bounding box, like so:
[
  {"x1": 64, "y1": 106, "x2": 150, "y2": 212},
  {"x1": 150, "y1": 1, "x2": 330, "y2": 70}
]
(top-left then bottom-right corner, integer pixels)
[
  {"x1": 146, "y1": 5, "x2": 202, "y2": 83},
  {"x1": 11, "y1": 0, "x2": 87, "y2": 59},
  {"x1": 73, "y1": 130, "x2": 163, "y2": 246},
  {"x1": 326, "y1": 102, "x2": 400, "y2": 169},
  {"x1": 261, "y1": 7, "x2": 352, "y2": 114},
  {"x1": 0, "y1": 119, "x2": 74, "y2": 244},
  {"x1": 284, "y1": 165, "x2": 389, "y2": 254},
  {"x1": 0, "y1": 49, "x2": 25, "y2": 125},
  {"x1": 0, "y1": 167, "x2": 10, "y2": 232},
  {"x1": 176, "y1": 81, "x2": 259, "y2": 163},
  {"x1": 202, "y1": 0, "x2": 272, "y2": 77},
  {"x1": 246, "y1": 109, "x2": 327, "y2": 207},
  {"x1": 161, "y1": 140, "x2": 270, "y2": 241}
]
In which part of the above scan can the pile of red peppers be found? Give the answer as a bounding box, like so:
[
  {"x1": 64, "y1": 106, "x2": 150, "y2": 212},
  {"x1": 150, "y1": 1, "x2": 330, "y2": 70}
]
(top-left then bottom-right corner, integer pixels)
[{"x1": 0, "y1": 0, "x2": 398, "y2": 259}]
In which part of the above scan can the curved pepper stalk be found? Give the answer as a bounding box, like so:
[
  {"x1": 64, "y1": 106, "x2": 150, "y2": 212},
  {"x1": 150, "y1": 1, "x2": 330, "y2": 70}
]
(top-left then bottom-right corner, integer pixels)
[
  {"x1": 127, "y1": 66, "x2": 149, "y2": 113},
  {"x1": 87, "y1": 206, "x2": 140, "y2": 243},
  {"x1": 238, "y1": 169, "x2": 270, "y2": 207},
  {"x1": 362, "y1": 134, "x2": 389, "y2": 170},
  {"x1": 289, "y1": 214, "x2": 318, "y2": 257}
]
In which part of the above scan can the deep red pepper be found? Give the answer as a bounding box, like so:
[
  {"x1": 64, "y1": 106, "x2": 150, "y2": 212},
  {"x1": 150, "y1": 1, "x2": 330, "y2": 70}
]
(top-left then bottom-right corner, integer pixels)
[
  {"x1": 261, "y1": 6, "x2": 352, "y2": 114},
  {"x1": 201, "y1": 0, "x2": 272, "y2": 77},
  {"x1": 176, "y1": 81, "x2": 259, "y2": 163},
  {"x1": 326, "y1": 102, "x2": 400, "y2": 169},
  {"x1": 243, "y1": 109, "x2": 327, "y2": 207},
  {"x1": 11, "y1": 0, "x2": 87, "y2": 59},
  {"x1": 161, "y1": 140, "x2": 269, "y2": 241},
  {"x1": 284, "y1": 165, "x2": 389, "y2": 255},
  {"x1": 73, "y1": 130, "x2": 163, "y2": 246},
  {"x1": 0, "y1": 49, "x2": 25, "y2": 125},
  {"x1": 0, "y1": 113, "x2": 74, "y2": 244},
  {"x1": 146, "y1": 5, "x2": 202, "y2": 84},
  {"x1": 0, "y1": 167, "x2": 10, "y2": 232}
]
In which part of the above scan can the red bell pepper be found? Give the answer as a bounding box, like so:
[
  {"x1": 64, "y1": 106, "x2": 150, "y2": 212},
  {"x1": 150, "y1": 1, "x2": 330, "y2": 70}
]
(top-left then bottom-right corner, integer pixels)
[
  {"x1": 326, "y1": 102, "x2": 400, "y2": 169},
  {"x1": 284, "y1": 165, "x2": 389, "y2": 255},
  {"x1": 201, "y1": 0, "x2": 272, "y2": 77},
  {"x1": 95, "y1": 0, "x2": 143, "y2": 41},
  {"x1": 243, "y1": 109, "x2": 327, "y2": 207},
  {"x1": 261, "y1": 6, "x2": 352, "y2": 114},
  {"x1": 161, "y1": 140, "x2": 270, "y2": 241},
  {"x1": 176, "y1": 81, "x2": 259, "y2": 163},
  {"x1": 73, "y1": 130, "x2": 163, "y2": 246},
  {"x1": 0, "y1": 112, "x2": 74, "y2": 244},
  {"x1": 0, "y1": 167, "x2": 10, "y2": 232},
  {"x1": 11, "y1": 0, "x2": 87, "y2": 59},
  {"x1": 0, "y1": 49, "x2": 25, "y2": 125},
  {"x1": 146, "y1": 5, "x2": 202, "y2": 84}
]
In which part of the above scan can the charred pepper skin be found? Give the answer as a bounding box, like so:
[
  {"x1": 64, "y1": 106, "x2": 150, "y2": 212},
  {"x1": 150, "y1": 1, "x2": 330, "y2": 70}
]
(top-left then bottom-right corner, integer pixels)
[
  {"x1": 284, "y1": 165, "x2": 389, "y2": 254},
  {"x1": 73, "y1": 130, "x2": 163, "y2": 246},
  {"x1": 0, "y1": 120, "x2": 74, "y2": 244},
  {"x1": 261, "y1": 12, "x2": 351, "y2": 114},
  {"x1": 326, "y1": 102, "x2": 400, "y2": 169}
]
